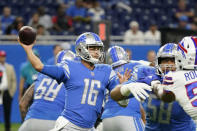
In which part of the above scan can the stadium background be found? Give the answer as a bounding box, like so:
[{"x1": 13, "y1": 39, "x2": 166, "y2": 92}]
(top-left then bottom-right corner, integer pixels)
[{"x1": 0, "y1": 0, "x2": 197, "y2": 130}]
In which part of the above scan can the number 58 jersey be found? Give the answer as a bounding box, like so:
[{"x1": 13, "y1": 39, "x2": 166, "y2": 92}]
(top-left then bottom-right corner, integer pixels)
[{"x1": 163, "y1": 70, "x2": 197, "y2": 121}]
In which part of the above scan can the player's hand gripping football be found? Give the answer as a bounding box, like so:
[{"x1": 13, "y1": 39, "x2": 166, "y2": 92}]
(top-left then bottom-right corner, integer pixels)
[
  {"x1": 151, "y1": 80, "x2": 164, "y2": 98},
  {"x1": 17, "y1": 38, "x2": 35, "y2": 51}
]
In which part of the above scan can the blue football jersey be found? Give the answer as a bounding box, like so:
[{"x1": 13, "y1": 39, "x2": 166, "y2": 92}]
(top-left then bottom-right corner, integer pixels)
[
  {"x1": 102, "y1": 62, "x2": 142, "y2": 119},
  {"x1": 25, "y1": 73, "x2": 65, "y2": 121},
  {"x1": 135, "y1": 65, "x2": 196, "y2": 131},
  {"x1": 41, "y1": 60, "x2": 119, "y2": 128}
]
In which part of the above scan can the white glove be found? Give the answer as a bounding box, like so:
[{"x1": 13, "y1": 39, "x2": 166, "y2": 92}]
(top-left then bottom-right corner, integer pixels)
[
  {"x1": 120, "y1": 82, "x2": 152, "y2": 102},
  {"x1": 151, "y1": 80, "x2": 161, "y2": 91},
  {"x1": 151, "y1": 80, "x2": 163, "y2": 98}
]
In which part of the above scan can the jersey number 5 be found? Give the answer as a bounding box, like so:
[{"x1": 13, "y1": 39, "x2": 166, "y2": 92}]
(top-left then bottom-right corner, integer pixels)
[
  {"x1": 81, "y1": 78, "x2": 101, "y2": 106},
  {"x1": 185, "y1": 82, "x2": 197, "y2": 107}
]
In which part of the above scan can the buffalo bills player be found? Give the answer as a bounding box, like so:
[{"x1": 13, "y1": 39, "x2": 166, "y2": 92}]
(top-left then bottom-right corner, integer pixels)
[
  {"x1": 110, "y1": 43, "x2": 196, "y2": 131},
  {"x1": 151, "y1": 37, "x2": 197, "y2": 126},
  {"x1": 142, "y1": 43, "x2": 195, "y2": 131}
]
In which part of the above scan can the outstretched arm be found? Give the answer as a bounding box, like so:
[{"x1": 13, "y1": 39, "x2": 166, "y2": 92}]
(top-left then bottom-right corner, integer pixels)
[
  {"x1": 18, "y1": 38, "x2": 65, "y2": 82},
  {"x1": 18, "y1": 39, "x2": 43, "y2": 72},
  {"x1": 19, "y1": 83, "x2": 34, "y2": 121}
]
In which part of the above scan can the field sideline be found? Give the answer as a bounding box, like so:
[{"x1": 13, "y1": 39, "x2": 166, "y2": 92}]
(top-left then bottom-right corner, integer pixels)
[{"x1": 0, "y1": 123, "x2": 21, "y2": 131}]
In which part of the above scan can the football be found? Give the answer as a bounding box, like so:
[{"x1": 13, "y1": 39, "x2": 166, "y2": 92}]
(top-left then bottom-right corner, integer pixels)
[{"x1": 18, "y1": 26, "x2": 36, "y2": 45}]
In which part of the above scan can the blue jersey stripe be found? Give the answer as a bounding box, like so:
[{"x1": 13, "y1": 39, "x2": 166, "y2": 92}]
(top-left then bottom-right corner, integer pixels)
[
  {"x1": 139, "y1": 118, "x2": 145, "y2": 130},
  {"x1": 136, "y1": 117, "x2": 144, "y2": 131},
  {"x1": 133, "y1": 117, "x2": 139, "y2": 131},
  {"x1": 110, "y1": 47, "x2": 119, "y2": 62}
]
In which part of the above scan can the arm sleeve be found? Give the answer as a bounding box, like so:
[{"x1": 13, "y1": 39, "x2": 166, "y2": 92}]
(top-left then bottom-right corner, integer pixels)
[
  {"x1": 137, "y1": 74, "x2": 160, "y2": 85},
  {"x1": 41, "y1": 65, "x2": 67, "y2": 83},
  {"x1": 20, "y1": 65, "x2": 26, "y2": 78},
  {"x1": 162, "y1": 73, "x2": 175, "y2": 92},
  {"x1": 107, "y1": 70, "x2": 119, "y2": 91},
  {"x1": 134, "y1": 65, "x2": 159, "y2": 85}
]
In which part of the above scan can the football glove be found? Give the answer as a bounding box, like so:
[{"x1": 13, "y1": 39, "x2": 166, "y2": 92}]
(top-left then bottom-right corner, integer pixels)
[
  {"x1": 151, "y1": 80, "x2": 164, "y2": 98},
  {"x1": 120, "y1": 82, "x2": 152, "y2": 102}
]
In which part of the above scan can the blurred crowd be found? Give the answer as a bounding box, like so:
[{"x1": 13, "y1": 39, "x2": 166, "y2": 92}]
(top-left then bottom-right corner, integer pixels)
[
  {"x1": 0, "y1": 0, "x2": 105, "y2": 36},
  {"x1": 0, "y1": 0, "x2": 197, "y2": 45}
]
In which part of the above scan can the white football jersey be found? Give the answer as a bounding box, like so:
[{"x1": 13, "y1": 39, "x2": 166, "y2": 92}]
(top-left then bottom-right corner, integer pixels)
[{"x1": 162, "y1": 70, "x2": 197, "y2": 120}]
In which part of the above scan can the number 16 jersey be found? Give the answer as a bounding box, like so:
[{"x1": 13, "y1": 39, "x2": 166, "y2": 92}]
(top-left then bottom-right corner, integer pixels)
[{"x1": 43, "y1": 60, "x2": 119, "y2": 128}]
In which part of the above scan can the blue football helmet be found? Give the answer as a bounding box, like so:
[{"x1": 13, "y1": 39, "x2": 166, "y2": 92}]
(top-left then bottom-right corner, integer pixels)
[
  {"x1": 156, "y1": 43, "x2": 177, "y2": 75},
  {"x1": 56, "y1": 50, "x2": 76, "y2": 64},
  {"x1": 106, "y1": 46, "x2": 129, "y2": 68},
  {"x1": 75, "y1": 32, "x2": 104, "y2": 64}
]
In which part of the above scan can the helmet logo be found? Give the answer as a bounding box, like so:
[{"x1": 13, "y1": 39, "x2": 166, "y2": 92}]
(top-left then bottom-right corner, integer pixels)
[{"x1": 178, "y1": 42, "x2": 187, "y2": 59}]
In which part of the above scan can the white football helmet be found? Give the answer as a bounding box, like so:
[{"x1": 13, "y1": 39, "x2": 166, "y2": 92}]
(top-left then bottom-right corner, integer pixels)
[
  {"x1": 176, "y1": 36, "x2": 197, "y2": 70},
  {"x1": 75, "y1": 32, "x2": 104, "y2": 64},
  {"x1": 156, "y1": 43, "x2": 177, "y2": 75},
  {"x1": 106, "y1": 46, "x2": 129, "y2": 68}
]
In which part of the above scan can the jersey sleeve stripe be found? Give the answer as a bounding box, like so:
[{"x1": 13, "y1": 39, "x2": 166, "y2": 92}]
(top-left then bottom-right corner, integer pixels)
[
  {"x1": 109, "y1": 70, "x2": 116, "y2": 81},
  {"x1": 163, "y1": 81, "x2": 174, "y2": 85},
  {"x1": 164, "y1": 76, "x2": 172, "y2": 80},
  {"x1": 63, "y1": 64, "x2": 70, "y2": 75},
  {"x1": 62, "y1": 63, "x2": 70, "y2": 79}
]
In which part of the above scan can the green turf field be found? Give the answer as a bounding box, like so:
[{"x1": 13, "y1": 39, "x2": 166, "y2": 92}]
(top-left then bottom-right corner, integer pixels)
[{"x1": 0, "y1": 123, "x2": 21, "y2": 131}]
